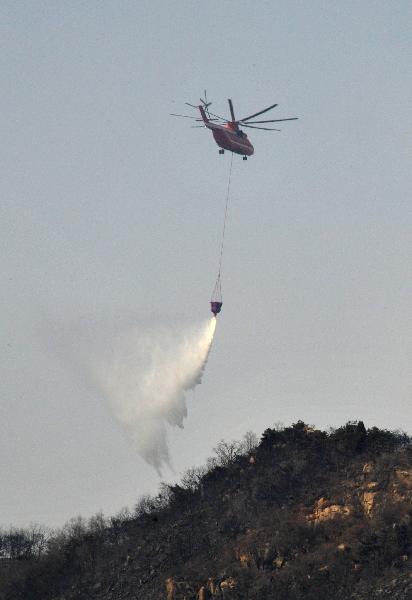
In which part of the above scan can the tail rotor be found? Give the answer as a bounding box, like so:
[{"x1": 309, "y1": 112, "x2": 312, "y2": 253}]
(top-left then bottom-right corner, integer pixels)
[{"x1": 200, "y1": 90, "x2": 212, "y2": 117}]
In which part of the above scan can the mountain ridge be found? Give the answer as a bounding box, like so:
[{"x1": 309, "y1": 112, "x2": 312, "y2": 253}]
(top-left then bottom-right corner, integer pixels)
[{"x1": 1, "y1": 421, "x2": 412, "y2": 599}]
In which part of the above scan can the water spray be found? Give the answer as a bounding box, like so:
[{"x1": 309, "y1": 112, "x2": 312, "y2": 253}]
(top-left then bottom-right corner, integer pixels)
[{"x1": 87, "y1": 317, "x2": 217, "y2": 474}]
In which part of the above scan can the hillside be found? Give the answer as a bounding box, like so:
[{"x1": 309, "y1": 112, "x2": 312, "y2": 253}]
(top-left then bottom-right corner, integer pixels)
[{"x1": 1, "y1": 421, "x2": 412, "y2": 599}]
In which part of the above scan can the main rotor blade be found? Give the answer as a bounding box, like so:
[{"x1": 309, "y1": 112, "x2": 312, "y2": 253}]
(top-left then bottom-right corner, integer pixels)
[
  {"x1": 205, "y1": 109, "x2": 229, "y2": 122},
  {"x1": 243, "y1": 117, "x2": 298, "y2": 124},
  {"x1": 239, "y1": 102, "x2": 278, "y2": 122},
  {"x1": 228, "y1": 99, "x2": 236, "y2": 122},
  {"x1": 242, "y1": 124, "x2": 281, "y2": 131},
  {"x1": 170, "y1": 113, "x2": 199, "y2": 119},
  {"x1": 170, "y1": 113, "x2": 219, "y2": 121},
  {"x1": 182, "y1": 102, "x2": 230, "y2": 122}
]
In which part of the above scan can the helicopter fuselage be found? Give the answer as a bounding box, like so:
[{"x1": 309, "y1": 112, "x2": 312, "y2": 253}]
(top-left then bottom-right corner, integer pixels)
[
  {"x1": 209, "y1": 123, "x2": 254, "y2": 156},
  {"x1": 199, "y1": 106, "x2": 254, "y2": 157}
]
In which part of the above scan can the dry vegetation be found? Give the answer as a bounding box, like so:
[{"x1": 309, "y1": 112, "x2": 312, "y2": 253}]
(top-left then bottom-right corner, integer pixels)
[{"x1": 1, "y1": 422, "x2": 412, "y2": 599}]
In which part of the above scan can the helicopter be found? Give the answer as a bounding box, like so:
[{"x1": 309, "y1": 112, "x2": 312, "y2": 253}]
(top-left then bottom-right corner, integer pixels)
[{"x1": 171, "y1": 92, "x2": 298, "y2": 159}]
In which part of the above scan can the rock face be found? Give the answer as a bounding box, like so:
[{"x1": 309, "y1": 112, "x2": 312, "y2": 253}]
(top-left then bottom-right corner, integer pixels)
[
  {"x1": 197, "y1": 586, "x2": 208, "y2": 600},
  {"x1": 219, "y1": 577, "x2": 236, "y2": 591},
  {"x1": 165, "y1": 577, "x2": 175, "y2": 600},
  {"x1": 1, "y1": 422, "x2": 412, "y2": 600},
  {"x1": 309, "y1": 497, "x2": 352, "y2": 522},
  {"x1": 394, "y1": 468, "x2": 412, "y2": 487},
  {"x1": 362, "y1": 491, "x2": 377, "y2": 515},
  {"x1": 362, "y1": 462, "x2": 374, "y2": 478}
]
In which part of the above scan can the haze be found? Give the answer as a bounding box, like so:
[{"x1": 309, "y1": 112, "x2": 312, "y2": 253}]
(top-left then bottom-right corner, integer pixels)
[{"x1": 1, "y1": 1, "x2": 411, "y2": 527}]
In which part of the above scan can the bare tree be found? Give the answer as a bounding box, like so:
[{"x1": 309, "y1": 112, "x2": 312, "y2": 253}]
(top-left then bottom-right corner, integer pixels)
[
  {"x1": 88, "y1": 512, "x2": 107, "y2": 535},
  {"x1": 240, "y1": 430, "x2": 259, "y2": 454},
  {"x1": 62, "y1": 516, "x2": 87, "y2": 541},
  {"x1": 213, "y1": 439, "x2": 242, "y2": 467},
  {"x1": 28, "y1": 523, "x2": 49, "y2": 557},
  {"x1": 0, "y1": 524, "x2": 49, "y2": 559},
  {"x1": 206, "y1": 456, "x2": 218, "y2": 470},
  {"x1": 134, "y1": 494, "x2": 157, "y2": 517},
  {"x1": 157, "y1": 482, "x2": 174, "y2": 508},
  {"x1": 180, "y1": 466, "x2": 208, "y2": 491}
]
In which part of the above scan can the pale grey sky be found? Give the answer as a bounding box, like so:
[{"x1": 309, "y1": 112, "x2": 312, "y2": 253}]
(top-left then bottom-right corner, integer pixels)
[{"x1": 1, "y1": 1, "x2": 411, "y2": 527}]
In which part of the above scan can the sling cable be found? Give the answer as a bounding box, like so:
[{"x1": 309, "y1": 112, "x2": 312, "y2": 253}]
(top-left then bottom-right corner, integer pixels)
[{"x1": 211, "y1": 152, "x2": 233, "y2": 317}]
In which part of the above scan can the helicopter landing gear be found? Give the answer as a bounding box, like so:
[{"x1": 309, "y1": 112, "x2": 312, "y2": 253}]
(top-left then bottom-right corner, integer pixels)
[
  {"x1": 219, "y1": 149, "x2": 225, "y2": 154},
  {"x1": 243, "y1": 155, "x2": 247, "y2": 160}
]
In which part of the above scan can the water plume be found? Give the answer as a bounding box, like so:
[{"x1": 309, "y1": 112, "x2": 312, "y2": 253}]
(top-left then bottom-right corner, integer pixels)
[{"x1": 89, "y1": 317, "x2": 216, "y2": 474}]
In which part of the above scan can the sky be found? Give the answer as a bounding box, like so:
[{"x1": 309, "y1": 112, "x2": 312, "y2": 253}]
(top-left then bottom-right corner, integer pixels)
[{"x1": 1, "y1": 1, "x2": 411, "y2": 527}]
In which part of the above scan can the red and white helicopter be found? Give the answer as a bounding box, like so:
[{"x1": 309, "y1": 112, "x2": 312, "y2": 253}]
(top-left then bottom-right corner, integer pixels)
[{"x1": 171, "y1": 92, "x2": 298, "y2": 159}]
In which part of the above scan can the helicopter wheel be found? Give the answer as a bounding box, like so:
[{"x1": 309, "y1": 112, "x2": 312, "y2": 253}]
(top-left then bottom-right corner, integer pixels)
[
  {"x1": 219, "y1": 149, "x2": 224, "y2": 154},
  {"x1": 243, "y1": 156, "x2": 247, "y2": 160}
]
